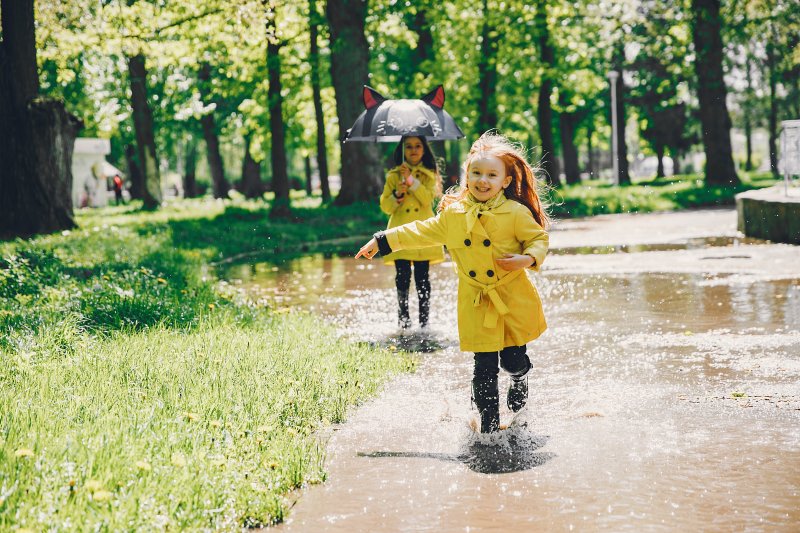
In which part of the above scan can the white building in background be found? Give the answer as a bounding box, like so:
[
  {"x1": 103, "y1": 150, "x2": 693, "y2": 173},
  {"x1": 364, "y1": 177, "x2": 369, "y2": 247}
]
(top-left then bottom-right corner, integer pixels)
[{"x1": 72, "y1": 138, "x2": 120, "y2": 208}]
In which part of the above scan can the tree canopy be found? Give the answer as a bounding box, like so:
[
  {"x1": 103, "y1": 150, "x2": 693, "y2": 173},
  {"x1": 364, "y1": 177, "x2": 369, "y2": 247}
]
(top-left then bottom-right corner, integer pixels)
[{"x1": 1, "y1": 0, "x2": 798, "y2": 235}]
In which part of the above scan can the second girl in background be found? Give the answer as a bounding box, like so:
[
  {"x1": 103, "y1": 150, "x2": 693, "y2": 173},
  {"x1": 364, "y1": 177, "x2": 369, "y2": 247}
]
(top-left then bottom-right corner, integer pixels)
[{"x1": 379, "y1": 136, "x2": 444, "y2": 329}]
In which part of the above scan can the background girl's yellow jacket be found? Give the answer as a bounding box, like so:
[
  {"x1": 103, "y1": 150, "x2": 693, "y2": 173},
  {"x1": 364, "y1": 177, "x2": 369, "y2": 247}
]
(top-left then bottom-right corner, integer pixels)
[
  {"x1": 379, "y1": 164, "x2": 445, "y2": 265},
  {"x1": 384, "y1": 197, "x2": 548, "y2": 352}
]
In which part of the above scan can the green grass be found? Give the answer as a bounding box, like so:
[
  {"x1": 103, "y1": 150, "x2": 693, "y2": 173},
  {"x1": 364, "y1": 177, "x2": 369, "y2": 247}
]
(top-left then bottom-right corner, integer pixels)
[{"x1": 0, "y1": 198, "x2": 413, "y2": 530}]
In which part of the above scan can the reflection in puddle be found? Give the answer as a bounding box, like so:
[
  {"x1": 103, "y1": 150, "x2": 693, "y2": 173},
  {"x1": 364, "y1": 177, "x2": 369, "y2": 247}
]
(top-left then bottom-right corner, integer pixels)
[
  {"x1": 549, "y1": 236, "x2": 765, "y2": 255},
  {"x1": 220, "y1": 245, "x2": 800, "y2": 532}
]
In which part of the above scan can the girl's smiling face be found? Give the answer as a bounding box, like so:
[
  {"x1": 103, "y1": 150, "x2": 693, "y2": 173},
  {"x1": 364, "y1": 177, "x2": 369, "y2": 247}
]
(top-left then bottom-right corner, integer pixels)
[
  {"x1": 467, "y1": 154, "x2": 511, "y2": 202},
  {"x1": 403, "y1": 137, "x2": 425, "y2": 166}
]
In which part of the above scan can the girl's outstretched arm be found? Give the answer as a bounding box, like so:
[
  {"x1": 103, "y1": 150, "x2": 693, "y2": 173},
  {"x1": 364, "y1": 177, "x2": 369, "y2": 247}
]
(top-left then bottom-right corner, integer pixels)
[{"x1": 355, "y1": 238, "x2": 379, "y2": 260}]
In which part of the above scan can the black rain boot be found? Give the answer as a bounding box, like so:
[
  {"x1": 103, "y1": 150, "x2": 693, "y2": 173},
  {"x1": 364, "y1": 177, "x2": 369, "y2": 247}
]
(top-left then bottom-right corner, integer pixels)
[
  {"x1": 418, "y1": 291, "x2": 430, "y2": 329},
  {"x1": 397, "y1": 289, "x2": 411, "y2": 329},
  {"x1": 472, "y1": 376, "x2": 500, "y2": 433},
  {"x1": 507, "y1": 366, "x2": 530, "y2": 413}
]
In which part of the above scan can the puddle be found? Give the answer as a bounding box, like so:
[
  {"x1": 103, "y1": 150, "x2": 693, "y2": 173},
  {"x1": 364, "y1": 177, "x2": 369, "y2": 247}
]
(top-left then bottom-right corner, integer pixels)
[
  {"x1": 221, "y1": 240, "x2": 800, "y2": 532},
  {"x1": 549, "y1": 235, "x2": 766, "y2": 255}
]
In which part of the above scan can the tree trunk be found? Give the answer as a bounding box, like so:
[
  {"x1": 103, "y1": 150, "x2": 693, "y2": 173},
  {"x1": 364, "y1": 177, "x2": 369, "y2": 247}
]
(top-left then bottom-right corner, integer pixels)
[
  {"x1": 559, "y1": 92, "x2": 580, "y2": 184},
  {"x1": 198, "y1": 62, "x2": 230, "y2": 199},
  {"x1": 586, "y1": 122, "x2": 595, "y2": 180},
  {"x1": 410, "y1": 6, "x2": 434, "y2": 69},
  {"x1": 611, "y1": 44, "x2": 631, "y2": 185},
  {"x1": 477, "y1": 0, "x2": 498, "y2": 134},
  {"x1": 766, "y1": 38, "x2": 779, "y2": 178},
  {"x1": 690, "y1": 0, "x2": 740, "y2": 186},
  {"x1": 125, "y1": 143, "x2": 143, "y2": 198},
  {"x1": 326, "y1": 0, "x2": 382, "y2": 205},
  {"x1": 656, "y1": 145, "x2": 665, "y2": 178},
  {"x1": 128, "y1": 53, "x2": 162, "y2": 208},
  {"x1": 304, "y1": 155, "x2": 313, "y2": 196},
  {"x1": 535, "y1": 0, "x2": 560, "y2": 187},
  {"x1": 448, "y1": 141, "x2": 462, "y2": 190},
  {"x1": 183, "y1": 137, "x2": 199, "y2": 198},
  {"x1": 240, "y1": 134, "x2": 263, "y2": 199},
  {"x1": 309, "y1": 0, "x2": 331, "y2": 203},
  {"x1": 266, "y1": 15, "x2": 291, "y2": 218},
  {"x1": 744, "y1": 51, "x2": 754, "y2": 171},
  {"x1": 613, "y1": 70, "x2": 631, "y2": 185},
  {"x1": 0, "y1": 0, "x2": 81, "y2": 239}
]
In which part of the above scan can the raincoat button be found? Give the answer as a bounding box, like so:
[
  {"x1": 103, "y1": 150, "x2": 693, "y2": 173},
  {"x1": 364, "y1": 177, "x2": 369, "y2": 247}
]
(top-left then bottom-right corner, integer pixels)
[
  {"x1": 415, "y1": 208, "x2": 419, "y2": 212},
  {"x1": 406, "y1": 209, "x2": 410, "y2": 213},
  {"x1": 483, "y1": 239, "x2": 491, "y2": 246},
  {"x1": 464, "y1": 238, "x2": 471, "y2": 246},
  {"x1": 469, "y1": 270, "x2": 476, "y2": 277},
  {"x1": 487, "y1": 269, "x2": 495, "y2": 277}
]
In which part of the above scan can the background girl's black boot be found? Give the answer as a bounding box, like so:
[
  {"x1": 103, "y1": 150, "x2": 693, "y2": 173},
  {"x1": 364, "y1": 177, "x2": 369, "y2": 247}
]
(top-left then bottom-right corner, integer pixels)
[
  {"x1": 397, "y1": 289, "x2": 411, "y2": 328},
  {"x1": 418, "y1": 292, "x2": 430, "y2": 328},
  {"x1": 472, "y1": 377, "x2": 500, "y2": 433}
]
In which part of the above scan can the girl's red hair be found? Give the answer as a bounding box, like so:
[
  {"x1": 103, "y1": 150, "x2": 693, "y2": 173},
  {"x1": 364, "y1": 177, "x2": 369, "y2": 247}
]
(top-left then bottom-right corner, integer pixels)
[{"x1": 438, "y1": 132, "x2": 551, "y2": 229}]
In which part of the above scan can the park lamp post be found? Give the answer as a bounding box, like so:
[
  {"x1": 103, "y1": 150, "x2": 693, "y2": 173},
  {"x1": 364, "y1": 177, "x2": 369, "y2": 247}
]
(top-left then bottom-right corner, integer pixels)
[{"x1": 608, "y1": 70, "x2": 620, "y2": 186}]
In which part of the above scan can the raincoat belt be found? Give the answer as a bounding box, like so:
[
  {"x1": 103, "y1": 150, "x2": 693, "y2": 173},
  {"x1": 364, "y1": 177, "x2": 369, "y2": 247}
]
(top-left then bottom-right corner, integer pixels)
[{"x1": 458, "y1": 269, "x2": 525, "y2": 329}]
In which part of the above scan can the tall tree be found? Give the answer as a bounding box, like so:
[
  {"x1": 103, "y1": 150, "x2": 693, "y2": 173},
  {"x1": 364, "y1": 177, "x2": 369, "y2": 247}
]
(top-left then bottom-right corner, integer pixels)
[
  {"x1": 610, "y1": 44, "x2": 631, "y2": 185},
  {"x1": 128, "y1": 53, "x2": 162, "y2": 208},
  {"x1": 326, "y1": 0, "x2": 382, "y2": 204},
  {"x1": 240, "y1": 133, "x2": 263, "y2": 198},
  {"x1": 690, "y1": 0, "x2": 739, "y2": 186},
  {"x1": 476, "y1": 0, "x2": 498, "y2": 134},
  {"x1": 534, "y1": 0, "x2": 560, "y2": 186},
  {"x1": 183, "y1": 136, "x2": 199, "y2": 198},
  {"x1": 265, "y1": 6, "x2": 291, "y2": 218},
  {"x1": 309, "y1": 0, "x2": 331, "y2": 202},
  {"x1": 765, "y1": 21, "x2": 779, "y2": 177},
  {"x1": 0, "y1": 0, "x2": 82, "y2": 238},
  {"x1": 198, "y1": 62, "x2": 231, "y2": 199},
  {"x1": 558, "y1": 91, "x2": 581, "y2": 184}
]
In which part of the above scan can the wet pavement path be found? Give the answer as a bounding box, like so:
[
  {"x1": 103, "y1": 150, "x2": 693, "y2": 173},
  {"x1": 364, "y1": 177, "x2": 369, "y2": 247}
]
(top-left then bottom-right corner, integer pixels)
[{"x1": 223, "y1": 208, "x2": 800, "y2": 532}]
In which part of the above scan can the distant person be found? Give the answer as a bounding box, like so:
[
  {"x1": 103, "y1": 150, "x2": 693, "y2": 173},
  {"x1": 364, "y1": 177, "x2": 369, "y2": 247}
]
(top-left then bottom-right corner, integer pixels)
[
  {"x1": 357, "y1": 132, "x2": 551, "y2": 433},
  {"x1": 112, "y1": 174, "x2": 124, "y2": 205},
  {"x1": 378, "y1": 135, "x2": 444, "y2": 329}
]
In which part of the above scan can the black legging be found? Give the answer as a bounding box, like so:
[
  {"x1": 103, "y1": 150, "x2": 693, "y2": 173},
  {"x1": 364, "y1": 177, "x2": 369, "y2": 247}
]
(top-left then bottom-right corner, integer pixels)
[
  {"x1": 394, "y1": 260, "x2": 431, "y2": 326},
  {"x1": 395, "y1": 260, "x2": 430, "y2": 296},
  {"x1": 472, "y1": 345, "x2": 531, "y2": 432}
]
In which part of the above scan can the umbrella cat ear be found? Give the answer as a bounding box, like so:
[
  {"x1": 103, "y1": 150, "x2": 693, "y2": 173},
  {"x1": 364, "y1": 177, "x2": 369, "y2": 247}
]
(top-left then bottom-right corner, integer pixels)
[
  {"x1": 420, "y1": 85, "x2": 445, "y2": 109},
  {"x1": 362, "y1": 86, "x2": 387, "y2": 110}
]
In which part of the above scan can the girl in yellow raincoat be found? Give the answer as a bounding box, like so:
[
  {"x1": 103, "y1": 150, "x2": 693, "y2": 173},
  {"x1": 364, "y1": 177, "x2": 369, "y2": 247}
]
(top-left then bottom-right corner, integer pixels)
[
  {"x1": 379, "y1": 136, "x2": 445, "y2": 329},
  {"x1": 357, "y1": 132, "x2": 551, "y2": 433}
]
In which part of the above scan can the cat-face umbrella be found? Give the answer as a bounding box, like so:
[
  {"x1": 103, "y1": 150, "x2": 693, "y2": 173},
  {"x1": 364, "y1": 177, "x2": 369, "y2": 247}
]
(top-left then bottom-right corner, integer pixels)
[{"x1": 344, "y1": 85, "x2": 465, "y2": 143}]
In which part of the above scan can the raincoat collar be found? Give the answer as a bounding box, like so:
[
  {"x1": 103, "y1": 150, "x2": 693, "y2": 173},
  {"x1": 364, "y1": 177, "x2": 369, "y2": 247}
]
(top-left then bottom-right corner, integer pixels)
[{"x1": 463, "y1": 191, "x2": 509, "y2": 235}]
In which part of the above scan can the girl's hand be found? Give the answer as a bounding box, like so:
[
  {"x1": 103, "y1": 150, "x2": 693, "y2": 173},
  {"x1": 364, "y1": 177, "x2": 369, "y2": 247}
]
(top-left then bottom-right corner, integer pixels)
[
  {"x1": 355, "y1": 238, "x2": 379, "y2": 260},
  {"x1": 399, "y1": 164, "x2": 414, "y2": 187},
  {"x1": 495, "y1": 253, "x2": 534, "y2": 271}
]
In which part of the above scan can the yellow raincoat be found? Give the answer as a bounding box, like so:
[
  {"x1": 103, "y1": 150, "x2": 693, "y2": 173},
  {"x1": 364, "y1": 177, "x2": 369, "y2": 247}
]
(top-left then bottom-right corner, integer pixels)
[
  {"x1": 379, "y1": 164, "x2": 445, "y2": 265},
  {"x1": 384, "y1": 195, "x2": 548, "y2": 352}
]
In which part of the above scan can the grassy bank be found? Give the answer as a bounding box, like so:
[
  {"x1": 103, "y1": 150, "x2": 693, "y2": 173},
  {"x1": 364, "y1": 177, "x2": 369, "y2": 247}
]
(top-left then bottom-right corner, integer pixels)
[
  {"x1": 0, "y1": 202, "x2": 413, "y2": 530},
  {"x1": 550, "y1": 171, "x2": 778, "y2": 218}
]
